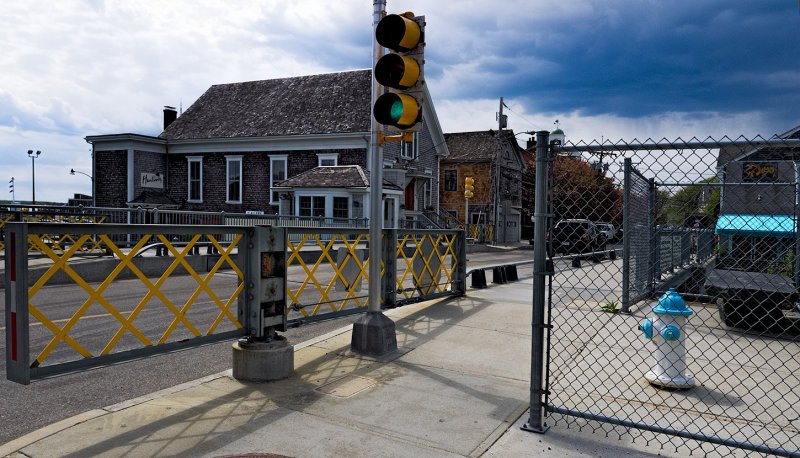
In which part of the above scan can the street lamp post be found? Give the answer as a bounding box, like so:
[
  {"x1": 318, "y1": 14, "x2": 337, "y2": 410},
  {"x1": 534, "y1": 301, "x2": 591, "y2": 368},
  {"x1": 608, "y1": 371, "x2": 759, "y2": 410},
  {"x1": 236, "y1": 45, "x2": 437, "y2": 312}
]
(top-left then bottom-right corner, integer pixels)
[
  {"x1": 27, "y1": 150, "x2": 41, "y2": 205},
  {"x1": 70, "y1": 168, "x2": 95, "y2": 207}
]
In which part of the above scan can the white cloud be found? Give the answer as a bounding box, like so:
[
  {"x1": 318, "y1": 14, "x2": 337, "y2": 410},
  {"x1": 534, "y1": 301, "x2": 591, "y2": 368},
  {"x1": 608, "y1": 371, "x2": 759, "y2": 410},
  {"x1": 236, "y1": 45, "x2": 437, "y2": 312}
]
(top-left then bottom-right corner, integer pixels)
[{"x1": 0, "y1": 0, "x2": 796, "y2": 203}]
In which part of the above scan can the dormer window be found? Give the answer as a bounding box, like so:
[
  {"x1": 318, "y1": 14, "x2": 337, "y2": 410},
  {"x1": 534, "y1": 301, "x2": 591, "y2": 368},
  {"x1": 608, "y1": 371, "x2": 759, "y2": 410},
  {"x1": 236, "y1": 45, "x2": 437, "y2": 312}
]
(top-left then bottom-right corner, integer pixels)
[{"x1": 317, "y1": 153, "x2": 339, "y2": 167}]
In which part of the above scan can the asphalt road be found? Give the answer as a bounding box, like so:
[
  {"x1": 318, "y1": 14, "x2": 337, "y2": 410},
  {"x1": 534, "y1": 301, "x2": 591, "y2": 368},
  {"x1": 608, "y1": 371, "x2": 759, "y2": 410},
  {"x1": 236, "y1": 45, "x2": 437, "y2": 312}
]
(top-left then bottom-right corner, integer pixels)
[{"x1": 0, "y1": 248, "x2": 541, "y2": 445}]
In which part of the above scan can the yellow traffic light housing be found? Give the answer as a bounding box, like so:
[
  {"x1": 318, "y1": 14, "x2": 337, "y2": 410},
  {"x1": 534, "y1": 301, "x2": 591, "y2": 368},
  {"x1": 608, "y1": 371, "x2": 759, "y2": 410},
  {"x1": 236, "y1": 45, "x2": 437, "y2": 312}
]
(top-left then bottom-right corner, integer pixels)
[
  {"x1": 374, "y1": 13, "x2": 425, "y2": 132},
  {"x1": 464, "y1": 176, "x2": 474, "y2": 199}
]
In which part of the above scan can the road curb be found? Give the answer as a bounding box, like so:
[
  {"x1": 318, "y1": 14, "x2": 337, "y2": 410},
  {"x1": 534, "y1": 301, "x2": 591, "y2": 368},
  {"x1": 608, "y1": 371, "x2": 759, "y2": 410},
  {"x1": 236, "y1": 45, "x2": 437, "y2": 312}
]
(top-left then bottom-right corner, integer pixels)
[
  {"x1": 0, "y1": 298, "x2": 447, "y2": 456},
  {"x1": 0, "y1": 409, "x2": 107, "y2": 458}
]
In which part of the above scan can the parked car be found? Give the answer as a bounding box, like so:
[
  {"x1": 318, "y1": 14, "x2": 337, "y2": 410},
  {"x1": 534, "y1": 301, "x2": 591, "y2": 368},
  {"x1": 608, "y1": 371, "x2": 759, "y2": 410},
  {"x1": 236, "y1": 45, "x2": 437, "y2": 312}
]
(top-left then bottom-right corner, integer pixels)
[
  {"x1": 550, "y1": 219, "x2": 607, "y2": 258},
  {"x1": 596, "y1": 223, "x2": 618, "y2": 243}
]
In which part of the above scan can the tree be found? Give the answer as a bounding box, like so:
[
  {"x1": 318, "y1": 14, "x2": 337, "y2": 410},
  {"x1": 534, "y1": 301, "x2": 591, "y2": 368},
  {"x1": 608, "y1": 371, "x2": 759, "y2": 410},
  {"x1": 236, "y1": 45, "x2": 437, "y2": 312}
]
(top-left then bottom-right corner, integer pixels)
[
  {"x1": 522, "y1": 152, "x2": 623, "y2": 229},
  {"x1": 658, "y1": 176, "x2": 720, "y2": 227}
]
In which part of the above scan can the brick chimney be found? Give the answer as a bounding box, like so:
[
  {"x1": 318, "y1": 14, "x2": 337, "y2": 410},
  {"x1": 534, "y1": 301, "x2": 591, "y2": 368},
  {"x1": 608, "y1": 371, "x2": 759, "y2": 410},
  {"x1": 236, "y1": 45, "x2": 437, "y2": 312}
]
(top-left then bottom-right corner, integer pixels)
[{"x1": 163, "y1": 106, "x2": 177, "y2": 130}]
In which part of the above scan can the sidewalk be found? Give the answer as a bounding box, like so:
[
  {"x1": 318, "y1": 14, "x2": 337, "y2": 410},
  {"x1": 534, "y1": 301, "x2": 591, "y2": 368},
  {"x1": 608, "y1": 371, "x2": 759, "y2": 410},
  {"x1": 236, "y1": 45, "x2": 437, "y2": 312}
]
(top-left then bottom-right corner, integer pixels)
[{"x1": 1, "y1": 279, "x2": 730, "y2": 457}]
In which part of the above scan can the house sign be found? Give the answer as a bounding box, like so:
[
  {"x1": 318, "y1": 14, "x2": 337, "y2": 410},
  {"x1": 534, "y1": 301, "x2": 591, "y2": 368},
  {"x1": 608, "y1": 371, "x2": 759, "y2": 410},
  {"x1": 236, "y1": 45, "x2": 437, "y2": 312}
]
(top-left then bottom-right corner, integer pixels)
[
  {"x1": 742, "y1": 162, "x2": 778, "y2": 182},
  {"x1": 141, "y1": 173, "x2": 164, "y2": 188}
]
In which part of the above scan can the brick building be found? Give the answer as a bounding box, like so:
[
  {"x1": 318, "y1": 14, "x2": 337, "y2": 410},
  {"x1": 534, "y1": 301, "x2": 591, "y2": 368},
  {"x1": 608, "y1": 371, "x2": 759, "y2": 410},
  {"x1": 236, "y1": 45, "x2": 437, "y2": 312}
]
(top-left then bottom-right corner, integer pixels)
[
  {"x1": 85, "y1": 70, "x2": 449, "y2": 227},
  {"x1": 439, "y1": 130, "x2": 526, "y2": 242}
]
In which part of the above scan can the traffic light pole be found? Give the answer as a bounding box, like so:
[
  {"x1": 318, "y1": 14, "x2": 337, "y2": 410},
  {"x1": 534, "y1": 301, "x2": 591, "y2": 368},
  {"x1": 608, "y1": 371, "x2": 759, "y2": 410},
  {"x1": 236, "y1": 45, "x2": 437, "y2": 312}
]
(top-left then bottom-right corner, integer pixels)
[{"x1": 350, "y1": 0, "x2": 398, "y2": 357}]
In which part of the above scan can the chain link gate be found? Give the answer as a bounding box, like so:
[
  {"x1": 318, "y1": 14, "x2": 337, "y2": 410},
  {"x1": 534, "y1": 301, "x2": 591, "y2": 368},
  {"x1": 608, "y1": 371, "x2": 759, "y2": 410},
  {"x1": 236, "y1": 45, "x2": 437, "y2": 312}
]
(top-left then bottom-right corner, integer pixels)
[{"x1": 538, "y1": 136, "x2": 800, "y2": 456}]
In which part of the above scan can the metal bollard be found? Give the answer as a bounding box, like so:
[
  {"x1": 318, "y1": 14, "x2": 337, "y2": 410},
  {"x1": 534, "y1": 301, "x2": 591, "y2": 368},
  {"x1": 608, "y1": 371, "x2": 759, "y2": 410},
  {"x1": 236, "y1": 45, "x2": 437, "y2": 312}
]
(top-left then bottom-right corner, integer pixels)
[{"x1": 638, "y1": 288, "x2": 694, "y2": 389}]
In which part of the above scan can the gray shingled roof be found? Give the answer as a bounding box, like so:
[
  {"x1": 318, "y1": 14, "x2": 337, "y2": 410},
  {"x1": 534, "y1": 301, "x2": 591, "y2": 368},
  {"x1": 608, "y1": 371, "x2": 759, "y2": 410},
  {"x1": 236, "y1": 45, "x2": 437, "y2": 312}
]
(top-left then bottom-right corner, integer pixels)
[
  {"x1": 717, "y1": 124, "x2": 800, "y2": 167},
  {"x1": 273, "y1": 165, "x2": 402, "y2": 190},
  {"x1": 160, "y1": 70, "x2": 371, "y2": 140},
  {"x1": 443, "y1": 130, "x2": 517, "y2": 162}
]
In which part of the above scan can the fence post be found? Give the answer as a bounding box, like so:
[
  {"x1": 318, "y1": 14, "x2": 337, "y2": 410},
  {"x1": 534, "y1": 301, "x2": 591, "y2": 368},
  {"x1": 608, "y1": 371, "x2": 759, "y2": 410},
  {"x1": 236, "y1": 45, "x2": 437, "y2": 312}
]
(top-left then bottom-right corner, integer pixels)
[
  {"x1": 233, "y1": 225, "x2": 293, "y2": 382},
  {"x1": 622, "y1": 158, "x2": 632, "y2": 313},
  {"x1": 523, "y1": 130, "x2": 550, "y2": 434},
  {"x1": 648, "y1": 178, "x2": 657, "y2": 294},
  {"x1": 4, "y1": 222, "x2": 31, "y2": 384},
  {"x1": 455, "y1": 229, "x2": 467, "y2": 295},
  {"x1": 382, "y1": 228, "x2": 397, "y2": 308}
]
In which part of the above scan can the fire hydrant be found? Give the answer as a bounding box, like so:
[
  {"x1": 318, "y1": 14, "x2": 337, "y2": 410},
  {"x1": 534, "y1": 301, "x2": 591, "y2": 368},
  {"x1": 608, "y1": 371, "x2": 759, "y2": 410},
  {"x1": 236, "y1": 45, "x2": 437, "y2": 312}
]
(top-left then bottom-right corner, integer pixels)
[{"x1": 638, "y1": 288, "x2": 694, "y2": 389}]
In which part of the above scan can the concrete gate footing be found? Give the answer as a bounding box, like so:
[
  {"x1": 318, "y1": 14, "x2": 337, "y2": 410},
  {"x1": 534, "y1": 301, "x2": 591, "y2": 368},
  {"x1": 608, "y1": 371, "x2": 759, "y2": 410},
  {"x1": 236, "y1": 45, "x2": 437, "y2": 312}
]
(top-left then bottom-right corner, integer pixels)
[
  {"x1": 232, "y1": 336, "x2": 294, "y2": 382},
  {"x1": 351, "y1": 311, "x2": 397, "y2": 356}
]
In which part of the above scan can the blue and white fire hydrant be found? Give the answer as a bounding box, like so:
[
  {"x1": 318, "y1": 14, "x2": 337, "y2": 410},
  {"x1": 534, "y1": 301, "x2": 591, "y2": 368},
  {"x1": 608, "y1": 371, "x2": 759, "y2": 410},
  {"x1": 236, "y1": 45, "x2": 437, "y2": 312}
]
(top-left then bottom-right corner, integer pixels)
[{"x1": 638, "y1": 288, "x2": 694, "y2": 389}]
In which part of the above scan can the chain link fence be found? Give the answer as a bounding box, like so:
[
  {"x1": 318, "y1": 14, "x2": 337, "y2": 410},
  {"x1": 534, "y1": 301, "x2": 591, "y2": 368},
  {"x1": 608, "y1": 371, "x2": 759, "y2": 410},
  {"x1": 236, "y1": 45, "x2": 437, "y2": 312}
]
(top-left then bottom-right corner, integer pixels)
[{"x1": 544, "y1": 136, "x2": 800, "y2": 456}]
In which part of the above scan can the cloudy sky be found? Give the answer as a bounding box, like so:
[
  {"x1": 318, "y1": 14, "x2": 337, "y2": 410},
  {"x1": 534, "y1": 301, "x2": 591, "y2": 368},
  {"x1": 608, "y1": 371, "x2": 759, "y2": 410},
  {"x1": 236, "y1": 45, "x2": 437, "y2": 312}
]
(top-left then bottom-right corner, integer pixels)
[{"x1": 2, "y1": 0, "x2": 799, "y2": 202}]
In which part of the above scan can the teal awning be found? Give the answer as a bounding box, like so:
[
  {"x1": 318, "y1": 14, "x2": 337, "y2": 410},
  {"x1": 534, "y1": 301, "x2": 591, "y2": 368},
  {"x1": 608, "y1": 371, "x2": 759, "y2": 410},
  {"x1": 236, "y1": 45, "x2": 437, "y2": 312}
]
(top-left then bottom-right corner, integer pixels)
[{"x1": 715, "y1": 214, "x2": 796, "y2": 238}]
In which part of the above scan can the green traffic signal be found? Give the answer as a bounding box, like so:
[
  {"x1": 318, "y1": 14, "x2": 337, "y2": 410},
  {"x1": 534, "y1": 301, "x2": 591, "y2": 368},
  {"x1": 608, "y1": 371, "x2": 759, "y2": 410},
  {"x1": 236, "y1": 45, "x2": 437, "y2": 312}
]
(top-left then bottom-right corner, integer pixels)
[{"x1": 374, "y1": 93, "x2": 420, "y2": 129}]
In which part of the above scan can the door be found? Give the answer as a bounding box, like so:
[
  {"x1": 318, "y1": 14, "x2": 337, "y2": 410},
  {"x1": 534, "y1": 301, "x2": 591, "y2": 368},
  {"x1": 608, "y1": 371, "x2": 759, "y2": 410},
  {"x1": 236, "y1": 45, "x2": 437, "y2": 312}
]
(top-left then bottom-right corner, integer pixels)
[{"x1": 405, "y1": 179, "x2": 415, "y2": 211}]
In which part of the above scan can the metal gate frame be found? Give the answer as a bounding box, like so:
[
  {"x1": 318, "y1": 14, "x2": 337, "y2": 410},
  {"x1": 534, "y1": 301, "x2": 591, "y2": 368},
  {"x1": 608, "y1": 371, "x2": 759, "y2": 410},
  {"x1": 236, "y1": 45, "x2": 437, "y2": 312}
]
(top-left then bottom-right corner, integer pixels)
[{"x1": 4, "y1": 223, "x2": 282, "y2": 384}]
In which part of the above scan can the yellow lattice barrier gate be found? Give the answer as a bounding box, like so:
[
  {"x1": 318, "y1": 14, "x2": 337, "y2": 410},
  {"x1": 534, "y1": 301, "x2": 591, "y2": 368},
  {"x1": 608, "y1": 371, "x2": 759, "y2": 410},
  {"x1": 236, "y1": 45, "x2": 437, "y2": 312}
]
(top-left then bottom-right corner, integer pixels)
[{"x1": 4, "y1": 222, "x2": 272, "y2": 384}]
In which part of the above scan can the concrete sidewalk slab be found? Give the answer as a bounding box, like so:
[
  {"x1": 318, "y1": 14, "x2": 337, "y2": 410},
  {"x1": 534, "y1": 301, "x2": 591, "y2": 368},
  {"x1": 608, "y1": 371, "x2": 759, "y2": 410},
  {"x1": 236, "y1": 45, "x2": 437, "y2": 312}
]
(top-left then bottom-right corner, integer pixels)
[{"x1": 3, "y1": 278, "x2": 794, "y2": 457}]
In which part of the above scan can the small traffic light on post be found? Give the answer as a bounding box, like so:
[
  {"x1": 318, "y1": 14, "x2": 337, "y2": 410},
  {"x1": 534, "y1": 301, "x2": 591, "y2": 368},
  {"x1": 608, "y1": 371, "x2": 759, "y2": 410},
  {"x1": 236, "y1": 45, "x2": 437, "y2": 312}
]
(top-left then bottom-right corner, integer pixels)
[
  {"x1": 464, "y1": 176, "x2": 474, "y2": 199},
  {"x1": 373, "y1": 13, "x2": 425, "y2": 132}
]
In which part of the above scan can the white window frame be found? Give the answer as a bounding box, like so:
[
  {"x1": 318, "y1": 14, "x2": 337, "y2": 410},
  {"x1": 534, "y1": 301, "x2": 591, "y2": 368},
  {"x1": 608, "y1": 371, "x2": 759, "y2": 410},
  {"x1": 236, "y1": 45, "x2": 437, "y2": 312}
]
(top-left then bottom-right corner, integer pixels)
[
  {"x1": 270, "y1": 154, "x2": 288, "y2": 205},
  {"x1": 423, "y1": 179, "x2": 431, "y2": 209},
  {"x1": 332, "y1": 195, "x2": 350, "y2": 219},
  {"x1": 226, "y1": 155, "x2": 243, "y2": 204},
  {"x1": 400, "y1": 132, "x2": 419, "y2": 160},
  {"x1": 317, "y1": 153, "x2": 339, "y2": 167},
  {"x1": 187, "y1": 156, "x2": 203, "y2": 203},
  {"x1": 294, "y1": 190, "x2": 352, "y2": 219}
]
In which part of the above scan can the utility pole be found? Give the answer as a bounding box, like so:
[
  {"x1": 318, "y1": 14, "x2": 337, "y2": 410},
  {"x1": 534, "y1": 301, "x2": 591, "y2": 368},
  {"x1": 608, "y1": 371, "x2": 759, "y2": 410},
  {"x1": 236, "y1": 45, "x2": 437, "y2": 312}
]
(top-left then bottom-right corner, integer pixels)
[
  {"x1": 495, "y1": 97, "x2": 506, "y2": 243},
  {"x1": 9, "y1": 177, "x2": 15, "y2": 202}
]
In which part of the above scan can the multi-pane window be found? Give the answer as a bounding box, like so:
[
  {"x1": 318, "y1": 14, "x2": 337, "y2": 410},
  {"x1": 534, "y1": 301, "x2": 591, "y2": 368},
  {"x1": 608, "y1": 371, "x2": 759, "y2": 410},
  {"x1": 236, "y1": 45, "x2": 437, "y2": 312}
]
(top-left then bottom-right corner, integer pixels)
[
  {"x1": 333, "y1": 196, "x2": 349, "y2": 218},
  {"x1": 187, "y1": 157, "x2": 202, "y2": 202},
  {"x1": 299, "y1": 196, "x2": 325, "y2": 217},
  {"x1": 226, "y1": 156, "x2": 242, "y2": 203},
  {"x1": 444, "y1": 169, "x2": 457, "y2": 192},
  {"x1": 270, "y1": 155, "x2": 287, "y2": 204},
  {"x1": 400, "y1": 132, "x2": 418, "y2": 159}
]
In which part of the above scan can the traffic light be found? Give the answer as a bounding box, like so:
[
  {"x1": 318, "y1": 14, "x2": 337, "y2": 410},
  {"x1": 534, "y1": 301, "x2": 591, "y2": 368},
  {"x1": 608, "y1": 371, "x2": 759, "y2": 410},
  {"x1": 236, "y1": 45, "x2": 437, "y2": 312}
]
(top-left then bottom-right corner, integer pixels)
[
  {"x1": 373, "y1": 13, "x2": 425, "y2": 132},
  {"x1": 464, "y1": 177, "x2": 474, "y2": 199}
]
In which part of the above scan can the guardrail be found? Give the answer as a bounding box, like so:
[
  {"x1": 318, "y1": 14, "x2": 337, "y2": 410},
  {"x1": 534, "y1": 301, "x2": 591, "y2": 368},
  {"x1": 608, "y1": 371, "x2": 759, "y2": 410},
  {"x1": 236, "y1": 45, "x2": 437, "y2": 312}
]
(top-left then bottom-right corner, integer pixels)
[{"x1": 0, "y1": 206, "x2": 370, "y2": 257}]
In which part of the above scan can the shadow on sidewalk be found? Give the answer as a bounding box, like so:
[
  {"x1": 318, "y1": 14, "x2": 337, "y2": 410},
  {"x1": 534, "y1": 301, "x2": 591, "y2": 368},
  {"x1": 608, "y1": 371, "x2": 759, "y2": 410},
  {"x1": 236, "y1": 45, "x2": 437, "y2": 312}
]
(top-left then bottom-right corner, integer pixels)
[{"x1": 58, "y1": 293, "x2": 528, "y2": 457}]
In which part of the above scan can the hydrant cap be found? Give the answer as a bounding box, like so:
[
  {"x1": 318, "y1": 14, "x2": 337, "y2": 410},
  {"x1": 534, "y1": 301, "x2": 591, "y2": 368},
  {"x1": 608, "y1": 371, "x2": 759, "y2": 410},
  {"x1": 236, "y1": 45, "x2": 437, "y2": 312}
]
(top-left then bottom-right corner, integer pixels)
[{"x1": 653, "y1": 288, "x2": 693, "y2": 316}]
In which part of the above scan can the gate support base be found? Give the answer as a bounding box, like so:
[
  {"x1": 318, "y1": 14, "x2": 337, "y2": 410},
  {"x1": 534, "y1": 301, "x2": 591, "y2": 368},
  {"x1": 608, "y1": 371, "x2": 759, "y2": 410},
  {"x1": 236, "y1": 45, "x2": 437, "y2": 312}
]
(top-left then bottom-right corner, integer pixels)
[
  {"x1": 521, "y1": 422, "x2": 549, "y2": 434},
  {"x1": 232, "y1": 336, "x2": 294, "y2": 382},
  {"x1": 351, "y1": 311, "x2": 397, "y2": 357}
]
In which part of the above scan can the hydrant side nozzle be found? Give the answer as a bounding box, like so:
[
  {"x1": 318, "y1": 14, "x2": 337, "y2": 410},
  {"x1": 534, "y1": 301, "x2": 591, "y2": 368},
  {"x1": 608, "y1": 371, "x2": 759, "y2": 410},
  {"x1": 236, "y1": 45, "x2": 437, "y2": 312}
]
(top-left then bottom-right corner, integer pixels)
[
  {"x1": 661, "y1": 325, "x2": 681, "y2": 342},
  {"x1": 639, "y1": 318, "x2": 654, "y2": 340}
]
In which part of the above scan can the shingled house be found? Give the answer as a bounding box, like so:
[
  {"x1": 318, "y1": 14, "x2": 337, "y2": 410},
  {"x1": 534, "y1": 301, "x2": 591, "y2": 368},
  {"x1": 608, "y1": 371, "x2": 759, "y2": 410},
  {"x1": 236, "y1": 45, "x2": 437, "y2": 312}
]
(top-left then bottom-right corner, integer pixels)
[
  {"x1": 439, "y1": 129, "x2": 526, "y2": 242},
  {"x1": 84, "y1": 69, "x2": 449, "y2": 228},
  {"x1": 714, "y1": 124, "x2": 800, "y2": 271}
]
